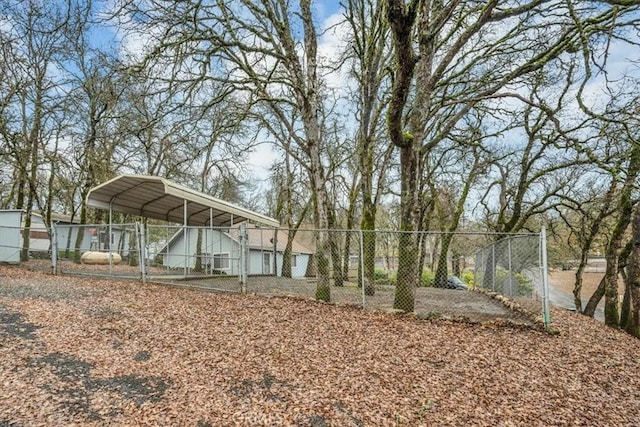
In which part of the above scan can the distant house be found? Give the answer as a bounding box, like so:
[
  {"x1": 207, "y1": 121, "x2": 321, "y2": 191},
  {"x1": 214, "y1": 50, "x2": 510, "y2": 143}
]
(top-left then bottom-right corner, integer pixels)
[
  {"x1": 53, "y1": 221, "x2": 133, "y2": 259},
  {"x1": 0, "y1": 210, "x2": 62, "y2": 260},
  {"x1": 0, "y1": 209, "x2": 131, "y2": 261},
  {"x1": 159, "y1": 224, "x2": 314, "y2": 278}
]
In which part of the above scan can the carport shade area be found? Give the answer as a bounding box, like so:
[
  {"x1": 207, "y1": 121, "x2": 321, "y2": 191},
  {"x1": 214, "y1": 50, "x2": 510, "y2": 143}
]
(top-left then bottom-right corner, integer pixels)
[{"x1": 86, "y1": 174, "x2": 279, "y2": 227}]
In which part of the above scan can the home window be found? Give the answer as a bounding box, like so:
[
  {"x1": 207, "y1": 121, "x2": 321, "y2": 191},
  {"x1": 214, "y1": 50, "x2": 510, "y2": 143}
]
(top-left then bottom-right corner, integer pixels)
[
  {"x1": 263, "y1": 253, "x2": 271, "y2": 274},
  {"x1": 213, "y1": 253, "x2": 230, "y2": 269},
  {"x1": 291, "y1": 254, "x2": 298, "y2": 268}
]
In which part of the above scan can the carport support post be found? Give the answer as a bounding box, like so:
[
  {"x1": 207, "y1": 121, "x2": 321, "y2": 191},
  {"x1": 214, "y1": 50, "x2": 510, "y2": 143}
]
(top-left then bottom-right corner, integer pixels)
[
  {"x1": 239, "y1": 223, "x2": 248, "y2": 293},
  {"x1": 209, "y1": 208, "x2": 214, "y2": 275},
  {"x1": 272, "y1": 228, "x2": 277, "y2": 276},
  {"x1": 183, "y1": 200, "x2": 188, "y2": 277},
  {"x1": 139, "y1": 221, "x2": 147, "y2": 283},
  {"x1": 109, "y1": 203, "x2": 113, "y2": 276}
]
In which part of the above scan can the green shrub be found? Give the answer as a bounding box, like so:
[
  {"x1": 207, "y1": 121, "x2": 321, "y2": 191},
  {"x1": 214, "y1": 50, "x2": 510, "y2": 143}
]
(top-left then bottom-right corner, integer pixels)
[
  {"x1": 387, "y1": 271, "x2": 397, "y2": 285},
  {"x1": 461, "y1": 270, "x2": 474, "y2": 289},
  {"x1": 420, "y1": 269, "x2": 435, "y2": 287},
  {"x1": 494, "y1": 270, "x2": 533, "y2": 296},
  {"x1": 58, "y1": 250, "x2": 76, "y2": 260},
  {"x1": 374, "y1": 268, "x2": 389, "y2": 280}
]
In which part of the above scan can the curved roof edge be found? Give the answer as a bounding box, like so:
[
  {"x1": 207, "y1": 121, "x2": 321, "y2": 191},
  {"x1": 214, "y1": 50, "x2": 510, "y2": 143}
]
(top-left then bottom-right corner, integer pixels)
[{"x1": 86, "y1": 174, "x2": 280, "y2": 227}]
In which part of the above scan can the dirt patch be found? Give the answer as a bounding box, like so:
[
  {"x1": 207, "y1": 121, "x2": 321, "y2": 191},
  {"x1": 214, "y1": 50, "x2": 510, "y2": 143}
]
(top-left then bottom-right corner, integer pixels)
[
  {"x1": 174, "y1": 276, "x2": 540, "y2": 326},
  {"x1": 30, "y1": 352, "x2": 171, "y2": 419},
  {"x1": 0, "y1": 305, "x2": 40, "y2": 340},
  {"x1": 0, "y1": 272, "x2": 103, "y2": 301},
  {"x1": 22, "y1": 260, "x2": 541, "y2": 325}
]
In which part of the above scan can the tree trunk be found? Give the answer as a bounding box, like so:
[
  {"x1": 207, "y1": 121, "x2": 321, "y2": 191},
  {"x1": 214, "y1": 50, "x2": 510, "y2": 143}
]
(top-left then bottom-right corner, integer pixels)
[
  {"x1": 434, "y1": 234, "x2": 454, "y2": 288},
  {"x1": 361, "y1": 207, "x2": 377, "y2": 295},
  {"x1": 73, "y1": 199, "x2": 88, "y2": 264},
  {"x1": 482, "y1": 242, "x2": 498, "y2": 291},
  {"x1": 619, "y1": 240, "x2": 632, "y2": 327},
  {"x1": 393, "y1": 144, "x2": 421, "y2": 312},
  {"x1": 193, "y1": 228, "x2": 203, "y2": 272},
  {"x1": 573, "y1": 181, "x2": 617, "y2": 312},
  {"x1": 583, "y1": 277, "x2": 606, "y2": 318},
  {"x1": 621, "y1": 282, "x2": 631, "y2": 328},
  {"x1": 309, "y1": 154, "x2": 331, "y2": 301},
  {"x1": 603, "y1": 252, "x2": 620, "y2": 326},
  {"x1": 329, "y1": 231, "x2": 344, "y2": 287},
  {"x1": 451, "y1": 251, "x2": 461, "y2": 276},
  {"x1": 625, "y1": 203, "x2": 640, "y2": 337},
  {"x1": 282, "y1": 236, "x2": 294, "y2": 278},
  {"x1": 583, "y1": 233, "x2": 626, "y2": 323},
  {"x1": 583, "y1": 236, "x2": 623, "y2": 323},
  {"x1": 343, "y1": 231, "x2": 353, "y2": 283},
  {"x1": 327, "y1": 211, "x2": 344, "y2": 287},
  {"x1": 573, "y1": 252, "x2": 589, "y2": 313},
  {"x1": 583, "y1": 144, "x2": 640, "y2": 323}
]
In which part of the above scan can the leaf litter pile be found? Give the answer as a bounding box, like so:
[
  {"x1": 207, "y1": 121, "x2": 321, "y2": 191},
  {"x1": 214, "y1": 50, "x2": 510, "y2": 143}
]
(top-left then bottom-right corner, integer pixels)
[{"x1": 1, "y1": 265, "x2": 639, "y2": 426}]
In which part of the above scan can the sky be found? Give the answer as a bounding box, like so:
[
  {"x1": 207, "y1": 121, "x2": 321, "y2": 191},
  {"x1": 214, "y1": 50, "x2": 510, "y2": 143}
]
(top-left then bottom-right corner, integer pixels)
[
  {"x1": 98, "y1": 0, "x2": 348, "y2": 183},
  {"x1": 95, "y1": 1, "x2": 639, "y2": 187}
]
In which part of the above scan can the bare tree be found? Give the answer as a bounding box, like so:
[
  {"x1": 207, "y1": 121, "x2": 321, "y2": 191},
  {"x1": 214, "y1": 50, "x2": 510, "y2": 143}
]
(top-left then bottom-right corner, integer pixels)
[
  {"x1": 115, "y1": 0, "x2": 336, "y2": 300},
  {"x1": 384, "y1": 0, "x2": 638, "y2": 312},
  {"x1": 266, "y1": 146, "x2": 312, "y2": 278},
  {"x1": 60, "y1": 4, "x2": 124, "y2": 262},
  {"x1": 431, "y1": 118, "x2": 492, "y2": 287},
  {"x1": 556, "y1": 179, "x2": 619, "y2": 312},
  {"x1": 0, "y1": 0, "x2": 70, "y2": 260},
  {"x1": 343, "y1": 0, "x2": 393, "y2": 294}
]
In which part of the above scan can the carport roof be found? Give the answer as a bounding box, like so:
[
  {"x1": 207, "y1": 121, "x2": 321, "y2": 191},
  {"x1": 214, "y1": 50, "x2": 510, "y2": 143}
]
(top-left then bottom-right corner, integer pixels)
[{"x1": 86, "y1": 174, "x2": 279, "y2": 227}]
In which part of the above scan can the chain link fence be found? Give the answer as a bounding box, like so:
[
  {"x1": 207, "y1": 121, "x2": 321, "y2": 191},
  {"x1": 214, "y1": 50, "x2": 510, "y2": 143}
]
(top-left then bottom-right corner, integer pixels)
[
  {"x1": 0, "y1": 211, "x2": 52, "y2": 264},
  {"x1": 0, "y1": 219, "x2": 550, "y2": 328},
  {"x1": 239, "y1": 227, "x2": 550, "y2": 327},
  {"x1": 474, "y1": 234, "x2": 541, "y2": 298},
  {"x1": 51, "y1": 223, "x2": 141, "y2": 278}
]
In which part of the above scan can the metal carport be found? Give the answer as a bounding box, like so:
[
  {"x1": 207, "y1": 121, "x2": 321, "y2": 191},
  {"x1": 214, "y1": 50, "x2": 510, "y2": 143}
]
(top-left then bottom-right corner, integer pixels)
[
  {"x1": 86, "y1": 174, "x2": 279, "y2": 227},
  {"x1": 85, "y1": 175, "x2": 279, "y2": 282}
]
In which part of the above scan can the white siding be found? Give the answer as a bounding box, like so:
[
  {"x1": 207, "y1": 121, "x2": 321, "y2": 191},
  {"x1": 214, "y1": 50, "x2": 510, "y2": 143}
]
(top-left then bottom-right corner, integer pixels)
[
  {"x1": 164, "y1": 228, "x2": 239, "y2": 274},
  {"x1": 0, "y1": 210, "x2": 22, "y2": 262},
  {"x1": 162, "y1": 227, "x2": 312, "y2": 278},
  {"x1": 27, "y1": 214, "x2": 49, "y2": 252},
  {"x1": 275, "y1": 253, "x2": 310, "y2": 278}
]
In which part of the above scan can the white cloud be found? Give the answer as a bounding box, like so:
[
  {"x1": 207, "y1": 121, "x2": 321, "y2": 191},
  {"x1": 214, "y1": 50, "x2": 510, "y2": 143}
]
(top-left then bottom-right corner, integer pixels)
[
  {"x1": 318, "y1": 12, "x2": 352, "y2": 92},
  {"x1": 247, "y1": 142, "x2": 280, "y2": 181}
]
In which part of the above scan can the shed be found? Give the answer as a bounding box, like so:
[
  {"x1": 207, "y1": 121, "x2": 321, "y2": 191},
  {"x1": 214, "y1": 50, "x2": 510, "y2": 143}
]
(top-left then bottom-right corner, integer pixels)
[{"x1": 0, "y1": 210, "x2": 22, "y2": 262}]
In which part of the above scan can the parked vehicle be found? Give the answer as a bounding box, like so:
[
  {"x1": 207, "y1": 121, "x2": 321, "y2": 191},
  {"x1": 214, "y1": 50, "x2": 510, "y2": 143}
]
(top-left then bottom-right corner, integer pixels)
[{"x1": 446, "y1": 276, "x2": 468, "y2": 290}]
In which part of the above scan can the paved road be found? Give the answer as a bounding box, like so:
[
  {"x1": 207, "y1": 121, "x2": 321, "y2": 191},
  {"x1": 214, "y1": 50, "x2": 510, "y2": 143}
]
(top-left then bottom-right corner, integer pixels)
[{"x1": 545, "y1": 280, "x2": 604, "y2": 322}]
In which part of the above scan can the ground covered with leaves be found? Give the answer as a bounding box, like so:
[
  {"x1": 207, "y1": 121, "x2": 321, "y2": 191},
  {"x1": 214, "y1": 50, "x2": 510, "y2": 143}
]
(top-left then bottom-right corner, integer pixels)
[{"x1": 0, "y1": 265, "x2": 639, "y2": 426}]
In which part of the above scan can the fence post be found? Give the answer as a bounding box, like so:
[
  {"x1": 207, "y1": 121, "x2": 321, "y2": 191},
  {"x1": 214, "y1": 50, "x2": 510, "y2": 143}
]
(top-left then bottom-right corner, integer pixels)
[
  {"x1": 360, "y1": 230, "x2": 365, "y2": 309},
  {"x1": 540, "y1": 227, "x2": 551, "y2": 329},
  {"x1": 138, "y1": 222, "x2": 147, "y2": 284},
  {"x1": 492, "y1": 244, "x2": 496, "y2": 291},
  {"x1": 508, "y1": 237, "x2": 513, "y2": 297},
  {"x1": 51, "y1": 222, "x2": 58, "y2": 275},
  {"x1": 239, "y1": 223, "x2": 248, "y2": 294}
]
